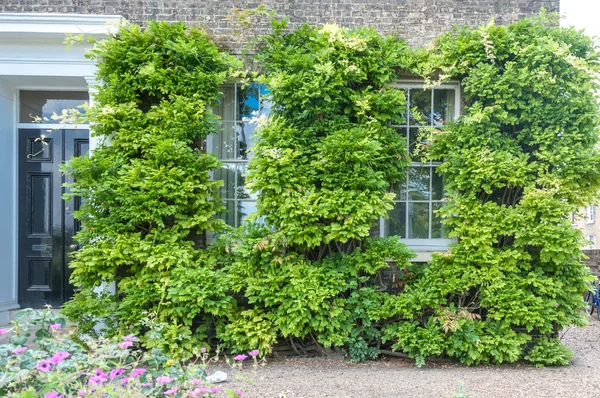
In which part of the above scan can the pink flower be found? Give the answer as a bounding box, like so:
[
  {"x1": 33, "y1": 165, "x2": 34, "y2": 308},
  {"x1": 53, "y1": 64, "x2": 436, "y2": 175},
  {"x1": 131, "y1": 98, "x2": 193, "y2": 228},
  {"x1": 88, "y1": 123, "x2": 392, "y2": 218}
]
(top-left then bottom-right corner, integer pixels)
[
  {"x1": 88, "y1": 376, "x2": 106, "y2": 385},
  {"x1": 248, "y1": 349, "x2": 259, "y2": 357},
  {"x1": 0, "y1": 329, "x2": 7, "y2": 335},
  {"x1": 155, "y1": 376, "x2": 174, "y2": 384},
  {"x1": 122, "y1": 335, "x2": 137, "y2": 342},
  {"x1": 44, "y1": 392, "x2": 63, "y2": 398},
  {"x1": 109, "y1": 368, "x2": 125, "y2": 381},
  {"x1": 89, "y1": 368, "x2": 108, "y2": 385},
  {"x1": 11, "y1": 346, "x2": 28, "y2": 355},
  {"x1": 233, "y1": 354, "x2": 248, "y2": 361},
  {"x1": 201, "y1": 347, "x2": 207, "y2": 353},
  {"x1": 49, "y1": 323, "x2": 61, "y2": 330},
  {"x1": 235, "y1": 390, "x2": 246, "y2": 397},
  {"x1": 164, "y1": 387, "x2": 179, "y2": 396},
  {"x1": 190, "y1": 379, "x2": 203, "y2": 385},
  {"x1": 36, "y1": 360, "x2": 52, "y2": 373},
  {"x1": 130, "y1": 368, "x2": 146, "y2": 378},
  {"x1": 118, "y1": 341, "x2": 133, "y2": 349},
  {"x1": 120, "y1": 377, "x2": 130, "y2": 385},
  {"x1": 191, "y1": 387, "x2": 212, "y2": 396},
  {"x1": 77, "y1": 390, "x2": 86, "y2": 396},
  {"x1": 211, "y1": 387, "x2": 222, "y2": 393},
  {"x1": 49, "y1": 351, "x2": 70, "y2": 365},
  {"x1": 141, "y1": 383, "x2": 152, "y2": 387}
]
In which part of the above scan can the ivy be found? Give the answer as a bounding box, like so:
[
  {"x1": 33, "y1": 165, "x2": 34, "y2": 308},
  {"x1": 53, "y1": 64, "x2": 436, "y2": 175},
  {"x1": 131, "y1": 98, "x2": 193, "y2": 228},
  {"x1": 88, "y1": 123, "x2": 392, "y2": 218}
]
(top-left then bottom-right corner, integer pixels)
[
  {"x1": 61, "y1": 21, "x2": 240, "y2": 359},
  {"x1": 386, "y1": 12, "x2": 600, "y2": 366},
  {"x1": 61, "y1": 14, "x2": 600, "y2": 365},
  {"x1": 217, "y1": 22, "x2": 415, "y2": 355}
]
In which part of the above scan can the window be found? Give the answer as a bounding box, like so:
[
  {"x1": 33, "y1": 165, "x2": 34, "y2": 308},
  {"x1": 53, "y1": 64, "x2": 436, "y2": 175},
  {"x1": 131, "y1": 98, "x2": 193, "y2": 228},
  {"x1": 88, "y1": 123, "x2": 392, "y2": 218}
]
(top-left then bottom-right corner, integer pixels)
[
  {"x1": 380, "y1": 84, "x2": 459, "y2": 249},
  {"x1": 19, "y1": 91, "x2": 88, "y2": 124},
  {"x1": 211, "y1": 82, "x2": 460, "y2": 253},
  {"x1": 210, "y1": 84, "x2": 271, "y2": 227},
  {"x1": 588, "y1": 235, "x2": 595, "y2": 250},
  {"x1": 588, "y1": 205, "x2": 595, "y2": 224}
]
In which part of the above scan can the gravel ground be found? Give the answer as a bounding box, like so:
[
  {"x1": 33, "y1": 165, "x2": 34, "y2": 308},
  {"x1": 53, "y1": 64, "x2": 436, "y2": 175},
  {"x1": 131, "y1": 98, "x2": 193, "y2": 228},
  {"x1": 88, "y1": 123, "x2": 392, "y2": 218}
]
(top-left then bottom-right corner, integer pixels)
[{"x1": 219, "y1": 316, "x2": 600, "y2": 398}]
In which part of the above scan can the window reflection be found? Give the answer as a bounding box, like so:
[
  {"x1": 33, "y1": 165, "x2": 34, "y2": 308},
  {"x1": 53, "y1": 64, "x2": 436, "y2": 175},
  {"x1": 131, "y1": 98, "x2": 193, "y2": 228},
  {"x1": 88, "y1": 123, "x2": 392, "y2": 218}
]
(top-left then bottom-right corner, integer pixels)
[
  {"x1": 212, "y1": 83, "x2": 270, "y2": 227},
  {"x1": 19, "y1": 91, "x2": 88, "y2": 123}
]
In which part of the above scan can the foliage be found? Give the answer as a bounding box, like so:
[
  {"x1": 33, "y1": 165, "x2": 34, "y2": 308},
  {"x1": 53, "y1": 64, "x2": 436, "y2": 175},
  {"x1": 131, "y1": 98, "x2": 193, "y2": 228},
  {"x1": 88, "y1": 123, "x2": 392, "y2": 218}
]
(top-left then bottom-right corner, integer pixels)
[
  {"x1": 216, "y1": 21, "x2": 415, "y2": 357},
  {"x1": 0, "y1": 308, "x2": 248, "y2": 397},
  {"x1": 523, "y1": 337, "x2": 574, "y2": 367},
  {"x1": 61, "y1": 21, "x2": 240, "y2": 358},
  {"x1": 382, "y1": 12, "x2": 600, "y2": 366},
  {"x1": 60, "y1": 12, "x2": 600, "y2": 366},
  {"x1": 451, "y1": 382, "x2": 471, "y2": 398}
]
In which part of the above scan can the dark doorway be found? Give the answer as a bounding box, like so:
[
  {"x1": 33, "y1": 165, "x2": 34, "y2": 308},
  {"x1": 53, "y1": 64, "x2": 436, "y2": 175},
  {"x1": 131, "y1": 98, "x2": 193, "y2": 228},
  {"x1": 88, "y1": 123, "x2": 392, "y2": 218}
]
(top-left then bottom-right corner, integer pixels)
[{"x1": 18, "y1": 129, "x2": 89, "y2": 308}]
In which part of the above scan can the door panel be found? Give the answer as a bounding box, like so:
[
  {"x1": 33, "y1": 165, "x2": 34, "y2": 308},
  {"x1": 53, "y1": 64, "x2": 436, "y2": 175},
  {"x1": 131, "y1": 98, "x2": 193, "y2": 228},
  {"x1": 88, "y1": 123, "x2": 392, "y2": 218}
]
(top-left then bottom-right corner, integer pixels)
[{"x1": 18, "y1": 129, "x2": 88, "y2": 308}]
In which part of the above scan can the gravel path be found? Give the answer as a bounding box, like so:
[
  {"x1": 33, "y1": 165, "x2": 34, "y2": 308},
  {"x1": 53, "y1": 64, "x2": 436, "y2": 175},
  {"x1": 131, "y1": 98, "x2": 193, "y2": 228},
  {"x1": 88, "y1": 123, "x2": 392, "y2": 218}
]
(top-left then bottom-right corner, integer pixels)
[{"x1": 221, "y1": 316, "x2": 600, "y2": 398}]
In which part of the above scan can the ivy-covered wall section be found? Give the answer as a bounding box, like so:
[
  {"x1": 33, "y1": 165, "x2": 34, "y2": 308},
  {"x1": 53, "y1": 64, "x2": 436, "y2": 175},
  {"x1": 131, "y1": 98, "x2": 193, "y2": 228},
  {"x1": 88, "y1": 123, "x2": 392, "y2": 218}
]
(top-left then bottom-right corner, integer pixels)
[
  {"x1": 380, "y1": 14, "x2": 600, "y2": 366},
  {"x1": 62, "y1": 22, "x2": 240, "y2": 356},
  {"x1": 215, "y1": 22, "x2": 416, "y2": 360},
  {"x1": 62, "y1": 14, "x2": 600, "y2": 366}
]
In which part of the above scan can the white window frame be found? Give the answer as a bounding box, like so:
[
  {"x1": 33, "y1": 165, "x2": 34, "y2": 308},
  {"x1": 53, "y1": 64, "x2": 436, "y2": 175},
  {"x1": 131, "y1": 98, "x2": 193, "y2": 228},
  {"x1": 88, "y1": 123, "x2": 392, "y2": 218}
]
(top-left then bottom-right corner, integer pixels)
[
  {"x1": 587, "y1": 205, "x2": 595, "y2": 224},
  {"x1": 379, "y1": 81, "x2": 461, "y2": 259}
]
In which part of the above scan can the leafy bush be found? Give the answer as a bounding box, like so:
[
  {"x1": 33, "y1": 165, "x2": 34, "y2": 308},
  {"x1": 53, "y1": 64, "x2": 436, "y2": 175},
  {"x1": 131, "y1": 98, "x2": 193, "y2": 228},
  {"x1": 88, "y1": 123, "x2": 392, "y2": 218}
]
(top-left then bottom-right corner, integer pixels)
[
  {"x1": 216, "y1": 22, "x2": 415, "y2": 357},
  {"x1": 381, "y1": 12, "x2": 600, "y2": 366},
  {"x1": 61, "y1": 21, "x2": 239, "y2": 358},
  {"x1": 0, "y1": 308, "x2": 247, "y2": 397}
]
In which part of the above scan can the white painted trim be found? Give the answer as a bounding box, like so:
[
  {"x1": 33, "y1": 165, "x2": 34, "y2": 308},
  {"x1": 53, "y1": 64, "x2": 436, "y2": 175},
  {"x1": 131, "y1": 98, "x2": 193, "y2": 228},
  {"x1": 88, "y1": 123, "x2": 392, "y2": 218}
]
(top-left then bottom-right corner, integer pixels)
[
  {"x1": 0, "y1": 13, "x2": 123, "y2": 36},
  {"x1": 18, "y1": 124, "x2": 90, "y2": 130},
  {"x1": 11, "y1": 88, "x2": 18, "y2": 313},
  {"x1": 0, "y1": 58, "x2": 91, "y2": 66}
]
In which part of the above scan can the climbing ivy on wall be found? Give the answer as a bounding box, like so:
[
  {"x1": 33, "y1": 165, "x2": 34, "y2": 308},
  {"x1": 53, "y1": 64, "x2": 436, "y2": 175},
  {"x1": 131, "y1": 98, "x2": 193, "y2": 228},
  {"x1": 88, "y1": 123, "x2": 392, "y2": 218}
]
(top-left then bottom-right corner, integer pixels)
[
  {"x1": 61, "y1": 22, "x2": 239, "y2": 357},
  {"x1": 61, "y1": 13, "x2": 600, "y2": 366},
  {"x1": 380, "y1": 13, "x2": 600, "y2": 366},
  {"x1": 215, "y1": 22, "x2": 415, "y2": 357}
]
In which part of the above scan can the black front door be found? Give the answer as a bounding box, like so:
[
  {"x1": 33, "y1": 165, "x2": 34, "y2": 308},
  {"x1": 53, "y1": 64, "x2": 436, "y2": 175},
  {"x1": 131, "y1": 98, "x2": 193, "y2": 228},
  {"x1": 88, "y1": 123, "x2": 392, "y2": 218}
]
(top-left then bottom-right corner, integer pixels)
[{"x1": 18, "y1": 129, "x2": 89, "y2": 308}]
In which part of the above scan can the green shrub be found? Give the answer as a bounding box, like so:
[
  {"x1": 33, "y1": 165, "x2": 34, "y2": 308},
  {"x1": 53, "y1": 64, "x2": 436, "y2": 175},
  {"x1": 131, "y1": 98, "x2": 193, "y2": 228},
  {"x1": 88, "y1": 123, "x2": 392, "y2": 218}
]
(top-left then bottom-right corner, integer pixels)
[
  {"x1": 217, "y1": 22, "x2": 415, "y2": 357},
  {"x1": 385, "y1": 12, "x2": 600, "y2": 365},
  {"x1": 61, "y1": 21, "x2": 239, "y2": 358}
]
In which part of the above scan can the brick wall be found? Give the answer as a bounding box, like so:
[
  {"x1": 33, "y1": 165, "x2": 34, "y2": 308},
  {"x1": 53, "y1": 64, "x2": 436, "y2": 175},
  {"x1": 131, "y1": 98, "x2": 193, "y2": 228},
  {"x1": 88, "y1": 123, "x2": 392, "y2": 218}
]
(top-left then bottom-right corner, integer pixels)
[
  {"x1": 583, "y1": 250, "x2": 600, "y2": 278},
  {"x1": 0, "y1": 0, "x2": 559, "y2": 50}
]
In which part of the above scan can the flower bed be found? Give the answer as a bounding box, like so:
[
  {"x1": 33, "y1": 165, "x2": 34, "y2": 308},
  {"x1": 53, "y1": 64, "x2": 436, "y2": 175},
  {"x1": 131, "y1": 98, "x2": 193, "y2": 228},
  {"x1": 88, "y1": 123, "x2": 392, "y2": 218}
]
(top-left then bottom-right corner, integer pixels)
[{"x1": 0, "y1": 308, "x2": 255, "y2": 397}]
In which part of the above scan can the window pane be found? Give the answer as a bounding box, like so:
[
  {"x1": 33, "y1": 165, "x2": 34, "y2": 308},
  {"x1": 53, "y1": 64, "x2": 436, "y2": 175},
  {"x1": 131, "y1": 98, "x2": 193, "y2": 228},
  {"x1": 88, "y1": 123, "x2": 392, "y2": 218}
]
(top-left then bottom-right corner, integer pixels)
[
  {"x1": 408, "y1": 167, "x2": 430, "y2": 200},
  {"x1": 260, "y1": 85, "x2": 274, "y2": 115},
  {"x1": 214, "y1": 86, "x2": 236, "y2": 121},
  {"x1": 214, "y1": 164, "x2": 236, "y2": 200},
  {"x1": 432, "y1": 168, "x2": 444, "y2": 200},
  {"x1": 237, "y1": 84, "x2": 260, "y2": 121},
  {"x1": 20, "y1": 91, "x2": 88, "y2": 123},
  {"x1": 409, "y1": 127, "x2": 426, "y2": 161},
  {"x1": 211, "y1": 121, "x2": 236, "y2": 159},
  {"x1": 433, "y1": 89, "x2": 456, "y2": 127},
  {"x1": 392, "y1": 178, "x2": 407, "y2": 201},
  {"x1": 238, "y1": 201, "x2": 257, "y2": 226},
  {"x1": 409, "y1": 89, "x2": 431, "y2": 125},
  {"x1": 408, "y1": 202, "x2": 429, "y2": 238},
  {"x1": 431, "y1": 202, "x2": 445, "y2": 238},
  {"x1": 236, "y1": 121, "x2": 257, "y2": 160},
  {"x1": 220, "y1": 200, "x2": 237, "y2": 227},
  {"x1": 385, "y1": 202, "x2": 406, "y2": 238},
  {"x1": 235, "y1": 164, "x2": 257, "y2": 200}
]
